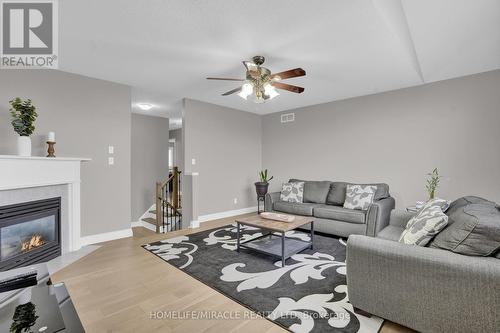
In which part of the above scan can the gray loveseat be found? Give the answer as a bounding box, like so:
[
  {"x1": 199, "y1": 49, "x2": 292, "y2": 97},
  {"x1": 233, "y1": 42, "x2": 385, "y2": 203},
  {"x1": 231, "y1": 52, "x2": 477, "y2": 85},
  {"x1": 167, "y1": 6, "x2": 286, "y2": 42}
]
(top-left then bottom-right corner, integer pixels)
[
  {"x1": 265, "y1": 180, "x2": 395, "y2": 237},
  {"x1": 347, "y1": 197, "x2": 500, "y2": 333}
]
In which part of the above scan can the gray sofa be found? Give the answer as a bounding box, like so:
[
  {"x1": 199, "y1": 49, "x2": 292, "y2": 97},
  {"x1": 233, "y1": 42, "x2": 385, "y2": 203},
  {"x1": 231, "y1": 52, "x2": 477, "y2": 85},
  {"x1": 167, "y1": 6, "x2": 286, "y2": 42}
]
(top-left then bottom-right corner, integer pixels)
[
  {"x1": 265, "y1": 180, "x2": 395, "y2": 237},
  {"x1": 347, "y1": 202, "x2": 500, "y2": 333}
]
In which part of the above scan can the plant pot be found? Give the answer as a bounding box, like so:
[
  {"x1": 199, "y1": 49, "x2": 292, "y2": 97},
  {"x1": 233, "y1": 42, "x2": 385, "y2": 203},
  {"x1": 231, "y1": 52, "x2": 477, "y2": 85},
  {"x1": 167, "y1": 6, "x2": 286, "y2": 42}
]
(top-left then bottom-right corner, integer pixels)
[
  {"x1": 254, "y1": 182, "x2": 269, "y2": 197},
  {"x1": 17, "y1": 136, "x2": 32, "y2": 156}
]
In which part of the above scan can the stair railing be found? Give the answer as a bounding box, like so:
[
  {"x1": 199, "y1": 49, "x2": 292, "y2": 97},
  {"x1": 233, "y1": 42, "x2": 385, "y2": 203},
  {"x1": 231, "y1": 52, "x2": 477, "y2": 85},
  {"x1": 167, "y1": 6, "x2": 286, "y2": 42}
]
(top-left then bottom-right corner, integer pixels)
[{"x1": 155, "y1": 166, "x2": 182, "y2": 233}]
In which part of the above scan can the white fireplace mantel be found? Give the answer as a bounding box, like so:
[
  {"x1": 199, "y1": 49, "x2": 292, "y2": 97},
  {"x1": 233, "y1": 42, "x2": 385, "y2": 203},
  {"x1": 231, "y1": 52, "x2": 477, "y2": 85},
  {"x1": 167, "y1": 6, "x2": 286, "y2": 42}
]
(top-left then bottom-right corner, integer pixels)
[{"x1": 0, "y1": 155, "x2": 91, "y2": 252}]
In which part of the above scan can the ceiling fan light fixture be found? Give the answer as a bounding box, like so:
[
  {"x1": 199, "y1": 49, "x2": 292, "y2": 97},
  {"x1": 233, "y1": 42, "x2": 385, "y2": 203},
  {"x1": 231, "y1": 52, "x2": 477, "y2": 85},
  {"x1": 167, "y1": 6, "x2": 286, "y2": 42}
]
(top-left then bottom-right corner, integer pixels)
[
  {"x1": 238, "y1": 82, "x2": 253, "y2": 100},
  {"x1": 208, "y1": 56, "x2": 305, "y2": 103},
  {"x1": 264, "y1": 83, "x2": 279, "y2": 100}
]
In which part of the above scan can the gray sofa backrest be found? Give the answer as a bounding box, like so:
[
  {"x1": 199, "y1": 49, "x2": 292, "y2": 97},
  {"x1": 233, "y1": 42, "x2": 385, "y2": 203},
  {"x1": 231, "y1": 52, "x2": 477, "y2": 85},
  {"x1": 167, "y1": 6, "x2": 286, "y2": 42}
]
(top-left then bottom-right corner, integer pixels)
[
  {"x1": 289, "y1": 179, "x2": 331, "y2": 204},
  {"x1": 326, "y1": 182, "x2": 390, "y2": 206},
  {"x1": 288, "y1": 179, "x2": 390, "y2": 206}
]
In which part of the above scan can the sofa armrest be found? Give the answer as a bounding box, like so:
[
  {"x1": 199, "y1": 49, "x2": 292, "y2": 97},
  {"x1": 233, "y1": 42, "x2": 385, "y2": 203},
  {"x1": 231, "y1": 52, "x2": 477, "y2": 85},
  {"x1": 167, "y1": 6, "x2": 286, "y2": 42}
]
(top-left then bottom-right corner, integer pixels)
[
  {"x1": 346, "y1": 235, "x2": 500, "y2": 333},
  {"x1": 365, "y1": 197, "x2": 395, "y2": 236},
  {"x1": 389, "y1": 209, "x2": 415, "y2": 228},
  {"x1": 264, "y1": 192, "x2": 280, "y2": 212}
]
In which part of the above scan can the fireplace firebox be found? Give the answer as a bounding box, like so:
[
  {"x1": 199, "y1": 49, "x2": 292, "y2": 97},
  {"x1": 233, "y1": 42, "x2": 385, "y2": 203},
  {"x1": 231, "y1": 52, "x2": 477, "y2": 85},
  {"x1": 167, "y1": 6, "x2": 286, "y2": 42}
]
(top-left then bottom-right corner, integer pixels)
[{"x1": 0, "y1": 197, "x2": 61, "y2": 271}]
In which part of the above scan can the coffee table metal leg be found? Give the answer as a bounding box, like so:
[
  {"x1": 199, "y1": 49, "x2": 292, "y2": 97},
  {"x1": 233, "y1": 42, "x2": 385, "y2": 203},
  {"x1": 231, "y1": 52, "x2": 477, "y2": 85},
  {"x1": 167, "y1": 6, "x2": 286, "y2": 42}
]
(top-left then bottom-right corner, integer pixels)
[
  {"x1": 310, "y1": 221, "x2": 314, "y2": 250},
  {"x1": 236, "y1": 222, "x2": 240, "y2": 252},
  {"x1": 281, "y1": 231, "x2": 285, "y2": 267}
]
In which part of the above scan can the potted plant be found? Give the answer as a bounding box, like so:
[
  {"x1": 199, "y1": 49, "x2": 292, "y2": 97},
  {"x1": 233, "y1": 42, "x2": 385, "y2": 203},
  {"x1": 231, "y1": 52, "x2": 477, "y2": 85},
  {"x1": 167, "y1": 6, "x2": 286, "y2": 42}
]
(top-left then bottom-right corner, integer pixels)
[
  {"x1": 426, "y1": 168, "x2": 441, "y2": 200},
  {"x1": 9, "y1": 98, "x2": 38, "y2": 156},
  {"x1": 255, "y1": 169, "x2": 273, "y2": 197}
]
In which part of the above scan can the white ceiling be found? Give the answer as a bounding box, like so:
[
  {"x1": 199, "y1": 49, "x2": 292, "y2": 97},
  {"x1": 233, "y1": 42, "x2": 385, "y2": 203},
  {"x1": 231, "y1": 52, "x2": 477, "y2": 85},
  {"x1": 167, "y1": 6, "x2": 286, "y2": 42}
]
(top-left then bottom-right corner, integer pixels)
[{"x1": 59, "y1": 0, "x2": 500, "y2": 119}]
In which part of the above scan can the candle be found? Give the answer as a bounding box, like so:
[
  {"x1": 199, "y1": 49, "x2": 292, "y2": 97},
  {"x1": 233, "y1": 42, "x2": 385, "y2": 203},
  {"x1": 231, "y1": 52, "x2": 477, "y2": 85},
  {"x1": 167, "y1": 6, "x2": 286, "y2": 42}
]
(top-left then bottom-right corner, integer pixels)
[{"x1": 47, "y1": 131, "x2": 55, "y2": 142}]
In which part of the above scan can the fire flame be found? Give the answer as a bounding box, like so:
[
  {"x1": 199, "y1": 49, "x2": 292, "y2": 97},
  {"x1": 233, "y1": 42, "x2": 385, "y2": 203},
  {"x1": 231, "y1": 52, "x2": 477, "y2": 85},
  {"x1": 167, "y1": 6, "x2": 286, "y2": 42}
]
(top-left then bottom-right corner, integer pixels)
[{"x1": 21, "y1": 234, "x2": 46, "y2": 252}]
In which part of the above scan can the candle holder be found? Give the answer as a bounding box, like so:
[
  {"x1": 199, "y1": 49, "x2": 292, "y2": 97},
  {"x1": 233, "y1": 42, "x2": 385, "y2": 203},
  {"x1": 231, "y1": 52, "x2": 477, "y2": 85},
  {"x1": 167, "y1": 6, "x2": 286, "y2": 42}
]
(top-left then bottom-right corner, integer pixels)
[{"x1": 46, "y1": 141, "x2": 56, "y2": 157}]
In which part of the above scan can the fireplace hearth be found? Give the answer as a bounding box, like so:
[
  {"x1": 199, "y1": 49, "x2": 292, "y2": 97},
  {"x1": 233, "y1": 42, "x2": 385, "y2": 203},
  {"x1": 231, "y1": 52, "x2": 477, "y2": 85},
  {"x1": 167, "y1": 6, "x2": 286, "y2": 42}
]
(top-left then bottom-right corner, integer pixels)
[{"x1": 0, "y1": 198, "x2": 61, "y2": 271}]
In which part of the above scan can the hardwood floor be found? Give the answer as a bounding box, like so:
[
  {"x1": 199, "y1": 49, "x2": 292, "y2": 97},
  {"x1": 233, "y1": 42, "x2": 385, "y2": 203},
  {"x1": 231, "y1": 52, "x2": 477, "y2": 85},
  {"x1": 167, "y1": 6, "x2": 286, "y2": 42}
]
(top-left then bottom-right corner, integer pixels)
[{"x1": 52, "y1": 214, "x2": 415, "y2": 333}]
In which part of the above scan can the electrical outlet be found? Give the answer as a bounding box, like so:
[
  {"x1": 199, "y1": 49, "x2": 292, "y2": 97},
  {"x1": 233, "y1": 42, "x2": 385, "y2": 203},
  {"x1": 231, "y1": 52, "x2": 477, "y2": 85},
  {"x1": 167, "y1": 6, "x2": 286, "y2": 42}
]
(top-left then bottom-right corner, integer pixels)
[
  {"x1": 192, "y1": 158, "x2": 196, "y2": 165},
  {"x1": 233, "y1": 198, "x2": 238, "y2": 204},
  {"x1": 108, "y1": 146, "x2": 114, "y2": 154},
  {"x1": 108, "y1": 157, "x2": 114, "y2": 165}
]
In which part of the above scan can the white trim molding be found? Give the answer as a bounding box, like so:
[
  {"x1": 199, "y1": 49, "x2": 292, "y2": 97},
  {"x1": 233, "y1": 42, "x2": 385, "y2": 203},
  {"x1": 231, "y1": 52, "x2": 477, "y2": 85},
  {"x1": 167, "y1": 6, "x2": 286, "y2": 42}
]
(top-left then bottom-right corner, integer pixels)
[
  {"x1": 198, "y1": 206, "x2": 257, "y2": 223},
  {"x1": 80, "y1": 228, "x2": 133, "y2": 246}
]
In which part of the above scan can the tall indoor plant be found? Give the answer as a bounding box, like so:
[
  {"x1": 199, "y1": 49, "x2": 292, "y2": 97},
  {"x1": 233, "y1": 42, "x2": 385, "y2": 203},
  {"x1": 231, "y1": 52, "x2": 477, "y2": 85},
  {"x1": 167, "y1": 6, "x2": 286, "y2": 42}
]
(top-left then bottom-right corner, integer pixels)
[
  {"x1": 255, "y1": 169, "x2": 274, "y2": 197},
  {"x1": 10, "y1": 98, "x2": 38, "y2": 156}
]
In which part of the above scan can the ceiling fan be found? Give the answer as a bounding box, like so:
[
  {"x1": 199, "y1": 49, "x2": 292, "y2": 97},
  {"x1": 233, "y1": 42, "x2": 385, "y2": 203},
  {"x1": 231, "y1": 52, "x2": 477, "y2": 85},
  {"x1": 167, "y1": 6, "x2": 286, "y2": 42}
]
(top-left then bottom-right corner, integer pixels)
[{"x1": 207, "y1": 56, "x2": 306, "y2": 103}]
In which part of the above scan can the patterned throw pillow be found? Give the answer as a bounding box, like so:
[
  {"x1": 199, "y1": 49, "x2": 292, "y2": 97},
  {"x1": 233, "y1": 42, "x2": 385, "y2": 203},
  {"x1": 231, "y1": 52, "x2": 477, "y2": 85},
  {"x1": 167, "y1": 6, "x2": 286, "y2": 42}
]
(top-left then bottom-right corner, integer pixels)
[
  {"x1": 399, "y1": 205, "x2": 449, "y2": 246},
  {"x1": 280, "y1": 182, "x2": 304, "y2": 203},
  {"x1": 343, "y1": 185, "x2": 377, "y2": 210},
  {"x1": 418, "y1": 198, "x2": 450, "y2": 213}
]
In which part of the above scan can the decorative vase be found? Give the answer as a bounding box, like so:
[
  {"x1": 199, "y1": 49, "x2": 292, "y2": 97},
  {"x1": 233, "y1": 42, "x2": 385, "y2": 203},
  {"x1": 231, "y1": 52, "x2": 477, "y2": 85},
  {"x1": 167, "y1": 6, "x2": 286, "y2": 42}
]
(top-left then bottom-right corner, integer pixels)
[
  {"x1": 17, "y1": 136, "x2": 32, "y2": 156},
  {"x1": 255, "y1": 182, "x2": 269, "y2": 197}
]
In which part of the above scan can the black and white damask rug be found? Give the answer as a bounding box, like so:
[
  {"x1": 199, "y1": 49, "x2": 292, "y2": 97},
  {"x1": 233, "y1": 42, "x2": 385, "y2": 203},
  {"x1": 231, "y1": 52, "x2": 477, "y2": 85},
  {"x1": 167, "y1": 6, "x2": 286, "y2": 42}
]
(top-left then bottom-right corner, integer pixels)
[{"x1": 142, "y1": 224, "x2": 383, "y2": 333}]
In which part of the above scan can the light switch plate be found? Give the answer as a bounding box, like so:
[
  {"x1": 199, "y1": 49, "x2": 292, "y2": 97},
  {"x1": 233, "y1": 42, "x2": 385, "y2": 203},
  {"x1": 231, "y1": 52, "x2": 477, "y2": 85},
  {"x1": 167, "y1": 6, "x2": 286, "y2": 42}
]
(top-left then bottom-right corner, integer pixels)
[
  {"x1": 108, "y1": 146, "x2": 114, "y2": 154},
  {"x1": 191, "y1": 158, "x2": 196, "y2": 165},
  {"x1": 108, "y1": 157, "x2": 114, "y2": 165}
]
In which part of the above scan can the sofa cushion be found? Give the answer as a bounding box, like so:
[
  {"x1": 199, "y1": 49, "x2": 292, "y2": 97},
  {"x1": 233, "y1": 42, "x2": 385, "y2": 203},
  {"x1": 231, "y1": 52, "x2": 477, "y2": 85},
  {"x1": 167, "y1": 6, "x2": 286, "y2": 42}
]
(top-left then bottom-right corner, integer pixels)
[
  {"x1": 326, "y1": 182, "x2": 349, "y2": 205},
  {"x1": 445, "y1": 196, "x2": 495, "y2": 217},
  {"x1": 313, "y1": 205, "x2": 366, "y2": 224},
  {"x1": 326, "y1": 182, "x2": 390, "y2": 205},
  {"x1": 377, "y1": 225, "x2": 405, "y2": 241},
  {"x1": 430, "y1": 202, "x2": 500, "y2": 256},
  {"x1": 289, "y1": 179, "x2": 332, "y2": 204},
  {"x1": 273, "y1": 201, "x2": 318, "y2": 216}
]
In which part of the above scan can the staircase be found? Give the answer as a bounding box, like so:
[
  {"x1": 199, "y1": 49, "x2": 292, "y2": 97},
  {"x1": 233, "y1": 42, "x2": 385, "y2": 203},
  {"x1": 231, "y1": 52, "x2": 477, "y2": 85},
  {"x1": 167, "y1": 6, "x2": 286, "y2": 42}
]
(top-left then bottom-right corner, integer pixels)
[{"x1": 141, "y1": 166, "x2": 182, "y2": 233}]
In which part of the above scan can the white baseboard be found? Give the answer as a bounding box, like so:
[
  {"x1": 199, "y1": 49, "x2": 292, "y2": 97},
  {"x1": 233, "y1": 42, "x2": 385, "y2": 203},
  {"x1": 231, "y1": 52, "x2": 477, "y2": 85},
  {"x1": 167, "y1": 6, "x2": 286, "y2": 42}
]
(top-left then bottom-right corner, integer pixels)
[
  {"x1": 190, "y1": 220, "x2": 200, "y2": 228},
  {"x1": 198, "y1": 206, "x2": 257, "y2": 223},
  {"x1": 80, "y1": 228, "x2": 133, "y2": 246}
]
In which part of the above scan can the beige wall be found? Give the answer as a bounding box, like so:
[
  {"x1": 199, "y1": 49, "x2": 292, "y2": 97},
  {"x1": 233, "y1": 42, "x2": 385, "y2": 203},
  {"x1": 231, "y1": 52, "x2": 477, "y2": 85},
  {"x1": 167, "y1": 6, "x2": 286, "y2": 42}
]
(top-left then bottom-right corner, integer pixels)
[
  {"x1": 262, "y1": 70, "x2": 500, "y2": 208},
  {"x1": 0, "y1": 70, "x2": 131, "y2": 236},
  {"x1": 131, "y1": 114, "x2": 169, "y2": 221},
  {"x1": 183, "y1": 99, "x2": 261, "y2": 216}
]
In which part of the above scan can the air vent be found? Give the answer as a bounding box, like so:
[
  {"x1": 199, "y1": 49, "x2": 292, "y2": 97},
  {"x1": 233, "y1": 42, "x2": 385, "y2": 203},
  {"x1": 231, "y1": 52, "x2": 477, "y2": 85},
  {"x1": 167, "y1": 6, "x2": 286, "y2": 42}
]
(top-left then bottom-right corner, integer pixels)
[{"x1": 280, "y1": 113, "x2": 295, "y2": 123}]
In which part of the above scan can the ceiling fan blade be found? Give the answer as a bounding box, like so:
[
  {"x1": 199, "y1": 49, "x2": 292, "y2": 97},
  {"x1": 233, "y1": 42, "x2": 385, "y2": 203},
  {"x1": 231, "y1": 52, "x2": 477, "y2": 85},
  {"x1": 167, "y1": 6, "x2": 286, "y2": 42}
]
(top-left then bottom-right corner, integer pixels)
[
  {"x1": 206, "y1": 77, "x2": 244, "y2": 81},
  {"x1": 270, "y1": 68, "x2": 306, "y2": 80},
  {"x1": 272, "y1": 82, "x2": 305, "y2": 94},
  {"x1": 221, "y1": 87, "x2": 242, "y2": 96}
]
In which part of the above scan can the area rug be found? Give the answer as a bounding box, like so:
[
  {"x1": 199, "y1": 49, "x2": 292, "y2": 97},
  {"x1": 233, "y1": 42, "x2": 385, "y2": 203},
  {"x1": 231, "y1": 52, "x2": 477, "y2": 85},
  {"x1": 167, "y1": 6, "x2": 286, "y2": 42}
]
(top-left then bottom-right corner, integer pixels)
[{"x1": 142, "y1": 223, "x2": 383, "y2": 333}]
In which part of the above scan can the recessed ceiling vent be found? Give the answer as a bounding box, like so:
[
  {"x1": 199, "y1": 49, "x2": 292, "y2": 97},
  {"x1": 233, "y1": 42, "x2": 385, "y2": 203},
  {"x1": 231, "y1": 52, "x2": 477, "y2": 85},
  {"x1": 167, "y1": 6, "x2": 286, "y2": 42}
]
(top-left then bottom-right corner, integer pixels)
[{"x1": 281, "y1": 113, "x2": 295, "y2": 123}]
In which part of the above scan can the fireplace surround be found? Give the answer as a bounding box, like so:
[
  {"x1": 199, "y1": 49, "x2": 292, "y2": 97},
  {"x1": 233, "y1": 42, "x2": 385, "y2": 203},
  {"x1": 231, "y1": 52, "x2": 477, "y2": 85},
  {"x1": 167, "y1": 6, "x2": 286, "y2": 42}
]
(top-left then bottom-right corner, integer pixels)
[
  {"x1": 0, "y1": 155, "x2": 90, "y2": 255},
  {"x1": 0, "y1": 198, "x2": 61, "y2": 271}
]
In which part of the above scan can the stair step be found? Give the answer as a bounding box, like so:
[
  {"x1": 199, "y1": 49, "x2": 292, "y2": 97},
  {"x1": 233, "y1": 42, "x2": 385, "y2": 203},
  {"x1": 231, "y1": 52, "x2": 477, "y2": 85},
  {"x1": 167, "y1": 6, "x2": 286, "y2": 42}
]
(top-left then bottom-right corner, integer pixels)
[{"x1": 142, "y1": 217, "x2": 157, "y2": 226}]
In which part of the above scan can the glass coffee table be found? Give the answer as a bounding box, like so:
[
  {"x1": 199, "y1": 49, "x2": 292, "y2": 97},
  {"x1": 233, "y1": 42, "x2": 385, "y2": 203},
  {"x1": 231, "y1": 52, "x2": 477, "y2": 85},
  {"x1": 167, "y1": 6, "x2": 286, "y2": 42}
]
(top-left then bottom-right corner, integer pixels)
[{"x1": 235, "y1": 213, "x2": 314, "y2": 267}]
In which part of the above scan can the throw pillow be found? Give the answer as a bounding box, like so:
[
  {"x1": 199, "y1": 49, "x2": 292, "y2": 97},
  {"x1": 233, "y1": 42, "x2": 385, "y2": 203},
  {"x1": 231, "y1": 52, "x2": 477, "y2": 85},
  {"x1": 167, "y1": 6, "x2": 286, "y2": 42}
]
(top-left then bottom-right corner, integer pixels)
[
  {"x1": 418, "y1": 198, "x2": 450, "y2": 212},
  {"x1": 280, "y1": 182, "x2": 304, "y2": 203},
  {"x1": 343, "y1": 185, "x2": 377, "y2": 210},
  {"x1": 399, "y1": 205, "x2": 449, "y2": 246}
]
